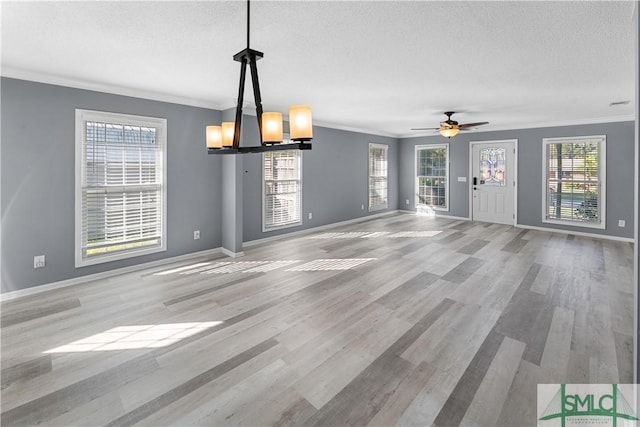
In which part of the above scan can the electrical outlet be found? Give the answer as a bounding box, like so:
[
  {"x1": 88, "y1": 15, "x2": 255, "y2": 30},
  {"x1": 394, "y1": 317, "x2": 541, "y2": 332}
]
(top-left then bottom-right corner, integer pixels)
[
  {"x1": 361, "y1": 204, "x2": 364, "y2": 210},
  {"x1": 618, "y1": 220, "x2": 626, "y2": 228},
  {"x1": 34, "y1": 255, "x2": 45, "y2": 269},
  {"x1": 193, "y1": 230, "x2": 200, "y2": 240},
  {"x1": 406, "y1": 199, "x2": 410, "y2": 205},
  {"x1": 308, "y1": 212, "x2": 313, "y2": 220}
]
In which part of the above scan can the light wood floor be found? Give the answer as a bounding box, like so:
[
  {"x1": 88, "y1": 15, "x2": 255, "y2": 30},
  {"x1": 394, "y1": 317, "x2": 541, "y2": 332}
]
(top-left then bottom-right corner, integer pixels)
[{"x1": 1, "y1": 213, "x2": 635, "y2": 426}]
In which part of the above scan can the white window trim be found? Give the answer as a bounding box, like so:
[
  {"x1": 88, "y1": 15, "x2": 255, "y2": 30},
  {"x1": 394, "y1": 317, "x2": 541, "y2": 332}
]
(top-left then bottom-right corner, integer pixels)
[
  {"x1": 262, "y1": 148, "x2": 303, "y2": 232},
  {"x1": 75, "y1": 109, "x2": 167, "y2": 267},
  {"x1": 541, "y1": 135, "x2": 606, "y2": 230},
  {"x1": 415, "y1": 144, "x2": 450, "y2": 211},
  {"x1": 368, "y1": 143, "x2": 389, "y2": 212}
]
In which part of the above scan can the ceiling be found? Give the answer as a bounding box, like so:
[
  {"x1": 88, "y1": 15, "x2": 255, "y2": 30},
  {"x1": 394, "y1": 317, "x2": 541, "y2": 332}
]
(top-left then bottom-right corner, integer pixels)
[{"x1": 1, "y1": 1, "x2": 636, "y2": 138}]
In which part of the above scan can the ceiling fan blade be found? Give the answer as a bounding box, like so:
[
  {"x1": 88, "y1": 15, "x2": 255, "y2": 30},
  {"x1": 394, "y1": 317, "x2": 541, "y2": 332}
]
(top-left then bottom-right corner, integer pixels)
[
  {"x1": 459, "y1": 121, "x2": 489, "y2": 129},
  {"x1": 411, "y1": 127, "x2": 440, "y2": 130}
]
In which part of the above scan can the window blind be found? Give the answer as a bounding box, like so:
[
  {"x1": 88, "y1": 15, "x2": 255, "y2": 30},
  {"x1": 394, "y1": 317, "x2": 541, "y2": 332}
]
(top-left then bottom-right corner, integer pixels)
[
  {"x1": 263, "y1": 150, "x2": 301, "y2": 230},
  {"x1": 368, "y1": 143, "x2": 388, "y2": 211},
  {"x1": 543, "y1": 136, "x2": 605, "y2": 227},
  {"x1": 76, "y1": 111, "x2": 166, "y2": 266},
  {"x1": 416, "y1": 145, "x2": 448, "y2": 209}
]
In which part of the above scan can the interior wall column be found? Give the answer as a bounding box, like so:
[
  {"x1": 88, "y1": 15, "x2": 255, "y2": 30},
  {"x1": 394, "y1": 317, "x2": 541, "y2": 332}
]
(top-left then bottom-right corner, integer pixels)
[{"x1": 220, "y1": 108, "x2": 244, "y2": 257}]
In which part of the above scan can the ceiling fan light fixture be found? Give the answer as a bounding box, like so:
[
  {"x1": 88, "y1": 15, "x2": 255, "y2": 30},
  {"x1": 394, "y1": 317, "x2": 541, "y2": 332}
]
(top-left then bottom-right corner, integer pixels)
[{"x1": 439, "y1": 127, "x2": 459, "y2": 138}]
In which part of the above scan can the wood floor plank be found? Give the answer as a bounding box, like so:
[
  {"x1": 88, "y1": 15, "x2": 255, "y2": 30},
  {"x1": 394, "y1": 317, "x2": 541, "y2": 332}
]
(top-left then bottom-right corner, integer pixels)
[
  {"x1": 529, "y1": 264, "x2": 553, "y2": 295},
  {"x1": 540, "y1": 306, "x2": 575, "y2": 376},
  {"x1": 0, "y1": 214, "x2": 633, "y2": 426},
  {"x1": 394, "y1": 364, "x2": 464, "y2": 426},
  {"x1": 190, "y1": 358, "x2": 297, "y2": 426},
  {"x1": 459, "y1": 336, "x2": 526, "y2": 426},
  {"x1": 1, "y1": 297, "x2": 82, "y2": 327},
  {"x1": 1, "y1": 354, "x2": 160, "y2": 426},
  {"x1": 495, "y1": 359, "x2": 554, "y2": 426},
  {"x1": 401, "y1": 301, "x2": 501, "y2": 372},
  {"x1": 292, "y1": 309, "x2": 412, "y2": 409},
  {"x1": 302, "y1": 349, "x2": 414, "y2": 426},
  {"x1": 133, "y1": 343, "x2": 291, "y2": 426},
  {"x1": 366, "y1": 361, "x2": 437, "y2": 427},
  {"x1": 106, "y1": 338, "x2": 279, "y2": 427},
  {"x1": 1, "y1": 355, "x2": 52, "y2": 390},
  {"x1": 229, "y1": 386, "x2": 317, "y2": 427},
  {"x1": 430, "y1": 327, "x2": 505, "y2": 427}
]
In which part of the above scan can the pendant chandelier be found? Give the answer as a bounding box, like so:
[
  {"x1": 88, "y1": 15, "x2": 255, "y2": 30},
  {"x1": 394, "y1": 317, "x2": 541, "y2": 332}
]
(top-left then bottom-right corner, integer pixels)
[{"x1": 206, "y1": 0, "x2": 313, "y2": 154}]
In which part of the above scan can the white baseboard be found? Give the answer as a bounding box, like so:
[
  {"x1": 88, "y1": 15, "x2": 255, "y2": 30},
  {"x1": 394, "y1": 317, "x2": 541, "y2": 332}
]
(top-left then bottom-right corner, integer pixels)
[
  {"x1": 515, "y1": 224, "x2": 635, "y2": 243},
  {"x1": 0, "y1": 248, "x2": 222, "y2": 302},
  {"x1": 243, "y1": 210, "x2": 401, "y2": 248},
  {"x1": 221, "y1": 248, "x2": 245, "y2": 258}
]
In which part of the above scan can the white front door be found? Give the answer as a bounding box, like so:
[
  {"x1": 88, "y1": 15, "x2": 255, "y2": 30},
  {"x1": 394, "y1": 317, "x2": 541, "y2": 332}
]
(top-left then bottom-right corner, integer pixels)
[{"x1": 471, "y1": 140, "x2": 516, "y2": 225}]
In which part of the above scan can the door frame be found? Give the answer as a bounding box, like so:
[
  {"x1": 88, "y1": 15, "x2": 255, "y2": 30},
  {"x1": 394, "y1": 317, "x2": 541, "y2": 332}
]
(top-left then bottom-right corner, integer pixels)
[{"x1": 468, "y1": 139, "x2": 518, "y2": 226}]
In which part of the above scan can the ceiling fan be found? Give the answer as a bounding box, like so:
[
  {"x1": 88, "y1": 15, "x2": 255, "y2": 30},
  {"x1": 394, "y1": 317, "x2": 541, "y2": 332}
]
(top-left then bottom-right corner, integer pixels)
[{"x1": 412, "y1": 111, "x2": 489, "y2": 138}]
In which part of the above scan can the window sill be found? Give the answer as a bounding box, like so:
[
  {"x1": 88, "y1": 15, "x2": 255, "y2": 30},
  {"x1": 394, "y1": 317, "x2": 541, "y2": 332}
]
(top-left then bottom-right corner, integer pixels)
[
  {"x1": 75, "y1": 245, "x2": 166, "y2": 268},
  {"x1": 368, "y1": 205, "x2": 389, "y2": 213},
  {"x1": 541, "y1": 218, "x2": 605, "y2": 230},
  {"x1": 417, "y1": 204, "x2": 449, "y2": 212},
  {"x1": 263, "y1": 221, "x2": 302, "y2": 233}
]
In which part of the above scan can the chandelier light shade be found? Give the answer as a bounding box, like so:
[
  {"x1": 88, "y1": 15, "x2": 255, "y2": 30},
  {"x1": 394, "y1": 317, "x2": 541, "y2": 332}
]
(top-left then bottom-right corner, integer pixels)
[
  {"x1": 439, "y1": 127, "x2": 459, "y2": 138},
  {"x1": 289, "y1": 105, "x2": 313, "y2": 141},
  {"x1": 222, "y1": 122, "x2": 235, "y2": 147},
  {"x1": 262, "y1": 112, "x2": 283, "y2": 143},
  {"x1": 206, "y1": 125, "x2": 223, "y2": 148},
  {"x1": 206, "y1": 0, "x2": 313, "y2": 154}
]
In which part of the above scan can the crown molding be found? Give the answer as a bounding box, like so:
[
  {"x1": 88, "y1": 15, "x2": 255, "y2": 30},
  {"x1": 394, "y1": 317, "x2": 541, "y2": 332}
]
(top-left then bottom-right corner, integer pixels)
[
  {"x1": 1, "y1": 67, "x2": 228, "y2": 110},
  {"x1": 312, "y1": 119, "x2": 398, "y2": 139},
  {"x1": 2, "y1": 68, "x2": 634, "y2": 140}
]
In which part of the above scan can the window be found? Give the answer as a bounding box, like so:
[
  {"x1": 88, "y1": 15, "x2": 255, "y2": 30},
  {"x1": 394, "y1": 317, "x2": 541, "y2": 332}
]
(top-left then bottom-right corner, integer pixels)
[
  {"x1": 416, "y1": 144, "x2": 449, "y2": 210},
  {"x1": 542, "y1": 135, "x2": 605, "y2": 228},
  {"x1": 263, "y1": 149, "x2": 302, "y2": 231},
  {"x1": 75, "y1": 110, "x2": 167, "y2": 267},
  {"x1": 368, "y1": 143, "x2": 388, "y2": 211}
]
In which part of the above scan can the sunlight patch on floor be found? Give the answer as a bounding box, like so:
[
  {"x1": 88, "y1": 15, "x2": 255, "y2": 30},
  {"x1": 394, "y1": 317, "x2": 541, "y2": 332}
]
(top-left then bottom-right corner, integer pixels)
[
  {"x1": 306, "y1": 231, "x2": 441, "y2": 239},
  {"x1": 387, "y1": 231, "x2": 442, "y2": 238},
  {"x1": 43, "y1": 322, "x2": 223, "y2": 353},
  {"x1": 307, "y1": 232, "x2": 373, "y2": 239},
  {"x1": 153, "y1": 262, "x2": 211, "y2": 276},
  {"x1": 360, "y1": 232, "x2": 392, "y2": 238},
  {"x1": 242, "y1": 260, "x2": 301, "y2": 272},
  {"x1": 202, "y1": 261, "x2": 271, "y2": 274},
  {"x1": 148, "y1": 258, "x2": 378, "y2": 276},
  {"x1": 285, "y1": 258, "x2": 375, "y2": 271},
  {"x1": 180, "y1": 262, "x2": 233, "y2": 275}
]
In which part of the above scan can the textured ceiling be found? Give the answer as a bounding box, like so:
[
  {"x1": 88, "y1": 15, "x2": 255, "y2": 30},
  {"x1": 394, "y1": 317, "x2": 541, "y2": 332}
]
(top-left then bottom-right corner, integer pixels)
[{"x1": 1, "y1": 1, "x2": 636, "y2": 137}]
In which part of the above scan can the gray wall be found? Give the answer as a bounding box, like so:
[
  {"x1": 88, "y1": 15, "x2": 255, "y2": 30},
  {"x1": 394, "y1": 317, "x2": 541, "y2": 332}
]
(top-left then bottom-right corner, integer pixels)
[
  {"x1": 1, "y1": 77, "x2": 222, "y2": 292},
  {"x1": 1, "y1": 76, "x2": 634, "y2": 295},
  {"x1": 399, "y1": 121, "x2": 635, "y2": 239},
  {"x1": 242, "y1": 119, "x2": 399, "y2": 242}
]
